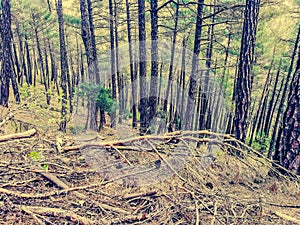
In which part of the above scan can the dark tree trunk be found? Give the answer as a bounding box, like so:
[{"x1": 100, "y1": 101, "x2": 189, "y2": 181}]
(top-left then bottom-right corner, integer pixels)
[
  {"x1": 199, "y1": 2, "x2": 215, "y2": 134},
  {"x1": 12, "y1": 42, "x2": 21, "y2": 84},
  {"x1": 138, "y1": 0, "x2": 148, "y2": 135},
  {"x1": 87, "y1": 0, "x2": 100, "y2": 83},
  {"x1": 24, "y1": 36, "x2": 32, "y2": 85},
  {"x1": 0, "y1": 0, "x2": 17, "y2": 106},
  {"x1": 185, "y1": 0, "x2": 204, "y2": 130},
  {"x1": 114, "y1": 0, "x2": 124, "y2": 124},
  {"x1": 148, "y1": 0, "x2": 159, "y2": 131},
  {"x1": 249, "y1": 56, "x2": 274, "y2": 145},
  {"x1": 267, "y1": 75, "x2": 284, "y2": 158},
  {"x1": 33, "y1": 17, "x2": 50, "y2": 105},
  {"x1": 179, "y1": 37, "x2": 187, "y2": 130},
  {"x1": 125, "y1": 0, "x2": 137, "y2": 128},
  {"x1": 222, "y1": 32, "x2": 232, "y2": 85},
  {"x1": 273, "y1": 45, "x2": 300, "y2": 175},
  {"x1": 86, "y1": 0, "x2": 98, "y2": 129},
  {"x1": 233, "y1": 0, "x2": 260, "y2": 142},
  {"x1": 264, "y1": 60, "x2": 282, "y2": 136},
  {"x1": 163, "y1": 1, "x2": 179, "y2": 123},
  {"x1": 108, "y1": 0, "x2": 117, "y2": 128},
  {"x1": 57, "y1": 0, "x2": 69, "y2": 132},
  {"x1": 269, "y1": 26, "x2": 300, "y2": 157}
]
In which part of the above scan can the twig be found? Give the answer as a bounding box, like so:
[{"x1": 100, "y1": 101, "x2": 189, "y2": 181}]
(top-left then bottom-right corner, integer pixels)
[
  {"x1": 123, "y1": 191, "x2": 157, "y2": 200},
  {"x1": 21, "y1": 205, "x2": 98, "y2": 224}
]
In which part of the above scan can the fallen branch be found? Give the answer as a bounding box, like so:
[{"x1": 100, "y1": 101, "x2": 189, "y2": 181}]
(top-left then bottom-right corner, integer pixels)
[
  {"x1": 273, "y1": 211, "x2": 300, "y2": 223},
  {"x1": 123, "y1": 191, "x2": 157, "y2": 200},
  {"x1": 21, "y1": 205, "x2": 98, "y2": 225},
  {"x1": 63, "y1": 131, "x2": 181, "y2": 152},
  {"x1": 0, "y1": 129, "x2": 37, "y2": 142}
]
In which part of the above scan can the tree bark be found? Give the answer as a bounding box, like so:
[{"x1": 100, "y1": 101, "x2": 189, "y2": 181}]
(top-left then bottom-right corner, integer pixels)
[
  {"x1": 148, "y1": 0, "x2": 159, "y2": 131},
  {"x1": 269, "y1": 26, "x2": 300, "y2": 157},
  {"x1": 108, "y1": 0, "x2": 117, "y2": 128},
  {"x1": 138, "y1": 0, "x2": 148, "y2": 135},
  {"x1": 57, "y1": 0, "x2": 69, "y2": 132},
  {"x1": 185, "y1": 0, "x2": 204, "y2": 130},
  {"x1": 233, "y1": 0, "x2": 260, "y2": 142},
  {"x1": 274, "y1": 45, "x2": 300, "y2": 175},
  {"x1": 125, "y1": 0, "x2": 137, "y2": 128}
]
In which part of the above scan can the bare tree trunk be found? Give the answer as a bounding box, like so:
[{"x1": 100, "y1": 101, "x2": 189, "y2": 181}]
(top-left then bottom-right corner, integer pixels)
[
  {"x1": 125, "y1": 0, "x2": 137, "y2": 128},
  {"x1": 270, "y1": 26, "x2": 300, "y2": 159},
  {"x1": 233, "y1": 0, "x2": 260, "y2": 142},
  {"x1": 185, "y1": 0, "x2": 204, "y2": 130},
  {"x1": 138, "y1": 0, "x2": 148, "y2": 134},
  {"x1": 164, "y1": 1, "x2": 179, "y2": 124},
  {"x1": 148, "y1": 0, "x2": 159, "y2": 132},
  {"x1": 273, "y1": 43, "x2": 300, "y2": 175},
  {"x1": 57, "y1": 0, "x2": 69, "y2": 132},
  {"x1": 108, "y1": 0, "x2": 117, "y2": 128}
]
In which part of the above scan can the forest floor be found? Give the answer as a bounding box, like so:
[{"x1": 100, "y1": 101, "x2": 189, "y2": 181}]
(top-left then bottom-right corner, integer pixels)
[{"x1": 0, "y1": 101, "x2": 299, "y2": 225}]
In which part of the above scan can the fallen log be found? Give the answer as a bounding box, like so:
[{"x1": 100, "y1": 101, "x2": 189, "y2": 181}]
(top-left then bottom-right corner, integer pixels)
[{"x1": 0, "y1": 129, "x2": 37, "y2": 142}]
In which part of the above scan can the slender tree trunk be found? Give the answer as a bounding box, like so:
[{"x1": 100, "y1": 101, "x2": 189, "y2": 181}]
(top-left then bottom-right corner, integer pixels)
[
  {"x1": 57, "y1": 0, "x2": 69, "y2": 132},
  {"x1": 33, "y1": 19, "x2": 50, "y2": 105},
  {"x1": 185, "y1": 0, "x2": 204, "y2": 130},
  {"x1": 267, "y1": 75, "x2": 285, "y2": 158},
  {"x1": 148, "y1": 0, "x2": 159, "y2": 131},
  {"x1": 108, "y1": 0, "x2": 117, "y2": 128},
  {"x1": 233, "y1": 0, "x2": 260, "y2": 142},
  {"x1": 24, "y1": 36, "x2": 32, "y2": 85},
  {"x1": 138, "y1": 0, "x2": 148, "y2": 134},
  {"x1": 264, "y1": 60, "x2": 281, "y2": 136},
  {"x1": 222, "y1": 31, "x2": 232, "y2": 85},
  {"x1": 114, "y1": 0, "x2": 124, "y2": 124},
  {"x1": 249, "y1": 56, "x2": 274, "y2": 145},
  {"x1": 273, "y1": 44, "x2": 300, "y2": 175},
  {"x1": 164, "y1": 1, "x2": 179, "y2": 122},
  {"x1": 269, "y1": 26, "x2": 300, "y2": 157},
  {"x1": 199, "y1": 3, "x2": 215, "y2": 136},
  {"x1": 179, "y1": 37, "x2": 187, "y2": 130},
  {"x1": 125, "y1": 0, "x2": 137, "y2": 128}
]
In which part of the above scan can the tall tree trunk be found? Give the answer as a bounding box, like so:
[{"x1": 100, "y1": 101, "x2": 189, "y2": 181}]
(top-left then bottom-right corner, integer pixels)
[
  {"x1": 0, "y1": 0, "x2": 14, "y2": 106},
  {"x1": 163, "y1": 1, "x2": 179, "y2": 123},
  {"x1": 264, "y1": 60, "x2": 281, "y2": 136},
  {"x1": 267, "y1": 75, "x2": 285, "y2": 158},
  {"x1": 179, "y1": 37, "x2": 187, "y2": 130},
  {"x1": 114, "y1": 0, "x2": 124, "y2": 124},
  {"x1": 125, "y1": 0, "x2": 137, "y2": 128},
  {"x1": 86, "y1": 0, "x2": 100, "y2": 128},
  {"x1": 138, "y1": 0, "x2": 148, "y2": 134},
  {"x1": 24, "y1": 36, "x2": 32, "y2": 85},
  {"x1": 57, "y1": 0, "x2": 69, "y2": 132},
  {"x1": 233, "y1": 0, "x2": 260, "y2": 142},
  {"x1": 33, "y1": 17, "x2": 50, "y2": 105},
  {"x1": 184, "y1": 0, "x2": 204, "y2": 130},
  {"x1": 269, "y1": 26, "x2": 300, "y2": 157},
  {"x1": 249, "y1": 55, "x2": 274, "y2": 145},
  {"x1": 273, "y1": 44, "x2": 300, "y2": 175},
  {"x1": 108, "y1": 0, "x2": 117, "y2": 128},
  {"x1": 148, "y1": 0, "x2": 159, "y2": 131}
]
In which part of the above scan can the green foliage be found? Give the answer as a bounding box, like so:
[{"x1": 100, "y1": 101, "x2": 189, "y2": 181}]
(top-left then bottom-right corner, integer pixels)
[
  {"x1": 96, "y1": 88, "x2": 114, "y2": 114},
  {"x1": 76, "y1": 82, "x2": 115, "y2": 114},
  {"x1": 41, "y1": 164, "x2": 49, "y2": 171},
  {"x1": 251, "y1": 132, "x2": 271, "y2": 154},
  {"x1": 19, "y1": 83, "x2": 35, "y2": 100},
  {"x1": 28, "y1": 151, "x2": 40, "y2": 161}
]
